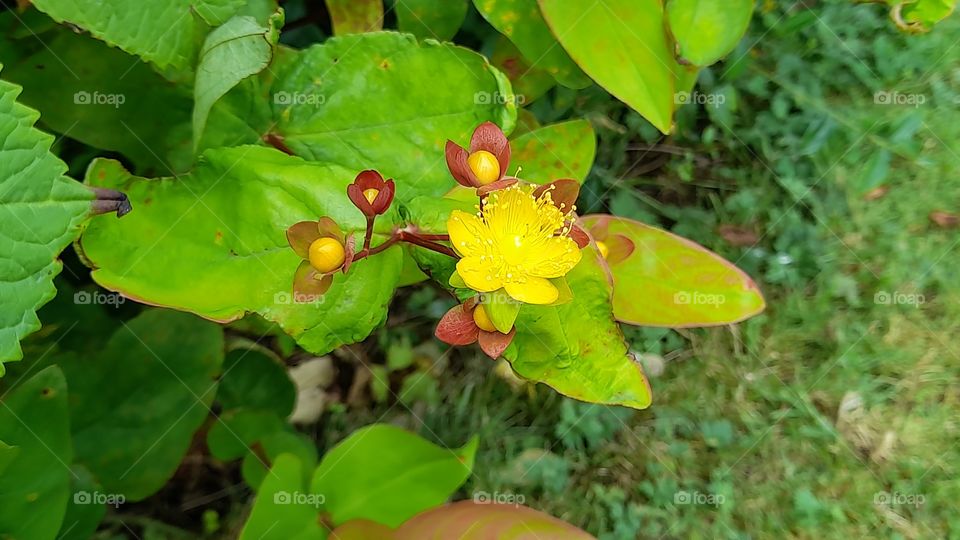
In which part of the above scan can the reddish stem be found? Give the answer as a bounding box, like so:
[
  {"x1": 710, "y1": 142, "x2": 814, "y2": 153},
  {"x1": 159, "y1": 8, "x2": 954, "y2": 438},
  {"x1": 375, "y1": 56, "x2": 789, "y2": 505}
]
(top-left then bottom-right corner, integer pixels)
[
  {"x1": 350, "y1": 229, "x2": 456, "y2": 263},
  {"x1": 363, "y1": 216, "x2": 375, "y2": 250}
]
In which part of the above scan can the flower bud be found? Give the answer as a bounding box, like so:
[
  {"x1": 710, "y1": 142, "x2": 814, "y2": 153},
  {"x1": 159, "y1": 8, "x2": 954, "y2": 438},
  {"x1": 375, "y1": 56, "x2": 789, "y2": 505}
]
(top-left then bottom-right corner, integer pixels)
[
  {"x1": 308, "y1": 237, "x2": 346, "y2": 273},
  {"x1": 467, "y1": 150, "x2": 501, "y2": 185},
  {"x1": 472, "y1": 304, "x2": 497, "y2": 332}
]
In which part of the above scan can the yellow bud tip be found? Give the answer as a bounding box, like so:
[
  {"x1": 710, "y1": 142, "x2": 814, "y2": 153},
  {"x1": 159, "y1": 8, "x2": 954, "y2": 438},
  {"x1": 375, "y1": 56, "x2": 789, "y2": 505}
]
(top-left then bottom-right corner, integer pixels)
[
  {"x1": 467, "y1": 150, "x2": 501, "y2": 185},
  {"x1": 472, "y1": 304, "x2": 498, "y2": 332},
  {"x1": 363, "y1": 188, "x2": 379, "y2": 205},
  {"x1": 596, "y1": 240, "x2": 610, "y2": 259},
  {"x1": 308, "y1": 237, "x2": 345, "y2": 273}
]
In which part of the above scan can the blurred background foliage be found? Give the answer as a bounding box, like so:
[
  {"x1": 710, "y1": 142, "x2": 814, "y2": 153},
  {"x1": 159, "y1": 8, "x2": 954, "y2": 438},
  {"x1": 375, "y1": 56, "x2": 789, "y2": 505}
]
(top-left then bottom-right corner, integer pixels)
[{"x1": 4, "y1": 0, "x2": 959, "y2": 537}]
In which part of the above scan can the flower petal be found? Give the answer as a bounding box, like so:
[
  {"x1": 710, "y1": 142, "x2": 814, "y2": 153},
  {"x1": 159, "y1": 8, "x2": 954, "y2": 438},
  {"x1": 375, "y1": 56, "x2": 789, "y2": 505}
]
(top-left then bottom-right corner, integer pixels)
[
  {"x1": 354, "y1": 169, "x2": 385, "y2": 191},
  {"x1": 445, "y1": 140, "x2": 480, "y2": 187},
  {"x1": 347, "y1": 183, "x2": 375, "y2": 216},
  {"x1": 478, "y1": 328, "x2": 515, "y2": 359},
  {"x1": 476, "y1": 177, "x2": 517, "y2": 197},
  {"x1": 293, "y1": 260, "x2": 333, "y2": 299},
  {"x1": 447, "y1": 210, "x2": 487, "y2": 258},
  {"x1": 286, "y1": 221, "x2": 322, "y2": 259},
  {"x1": 317, "y1": 216, "x2": 345, "y2": 243},
  {"x1": 469, "y1": 121, "x2": 510, "y2": 178},
  {"x1": 435, "y1": 304, "x2": 480, "y2": 345},
  {"x1": 568, "y1": 223, "x2": 590, "y2": 249},
  {"x1": 371, "y1": 179, "x2": 395, "y2": 214},
  {"x1": 524, "y1": 236, "x2": 583, "y2": 278},
  {"x1": 504, "y1": 277, "x2": 558, "y2": 305},
  {"x1": 457, "y1": 256, "x2": 504, "y2": 293}
]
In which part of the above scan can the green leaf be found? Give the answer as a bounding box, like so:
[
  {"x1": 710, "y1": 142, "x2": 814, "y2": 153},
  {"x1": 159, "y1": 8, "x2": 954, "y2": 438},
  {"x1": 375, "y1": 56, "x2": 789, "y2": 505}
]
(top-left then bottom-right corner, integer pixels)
[
  {"x1": 31, "y1": 0, "x2": 246, "y2": 72},
  {"x1": 78, "y1": 147, "x2": 405, "y2": 355},
  {"x1": 894, "y1": 0, "x2": 956, "y2": 31},
  {"x1": 0, "y1": 74, "x2": 92, "y2": 368},
  {"x1": 395, "y1": 0, "x2": 469, "y2": 41},
  {"x1": 326, "y1": 0, "x2": 384, "y2": 34},
  {"x1": 489, "y1": 35, "x2": 557, "y2": 104},
  {"x1": 0, "y1": 366, "x2": 72, "y2": 540},
  {"x1": 56, "y1": 465, "x2": 107, "y2": 540},
  {"x1": 239, "y1": 454, "x2": 328, "y2": 540},
  {"x1": 473, "y1": 0, "x2": 591, "y2": 89},
  {"x1": 264, "y1": 32, "x2": 516, "y2": 200},
  {"x1": 538, "y1": 0, "x2": 676, "y2": 133},
  {"x1": 310, "y1": 424, "x2": 478, "y2": 527},
  {"x1": 331, "y1": 501, "x2": 595, "y2": 539},
  {"x1": 579, "y1": 215, "x2": 765, "y2": 327},
  {"x1": 666, "y1": 0, "x2": 754, "y2": 66},
  {"x1": 1, "y1": 29, "x2": 193, "y2": 173},
  {"x1": 218, "y1": 348, "x2": 296, "y2": 418},
  {"x1": 509, "y1": 119, "x2": 596, "y2": 184},
  {"x1": 58, "y1": 309, "x2": 224, "y2": 501},
  {"x1": 504, "y1": 248, "x2": 652, "y2": 409},
  {"x1": 483, "y1": 289, "x2": 521, "y2": 334},
  {"x1": 0, "y1": 440, "x2": 16, "y2": 476},
  {"x1": 194, "y1": 12, "x2": 283, "y2": 148}
]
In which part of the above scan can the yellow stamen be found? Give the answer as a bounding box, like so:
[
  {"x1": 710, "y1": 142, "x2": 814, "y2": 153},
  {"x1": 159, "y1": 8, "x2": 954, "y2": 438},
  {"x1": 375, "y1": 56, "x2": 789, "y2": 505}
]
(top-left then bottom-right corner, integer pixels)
[
  {"x1": 363, "y1": 188, "x2": 379, "y2": 205},
  {"x1": 308, "y1": 237, "x2": 345, "y2": 273},
  {"x1": 473, "y1": 304, "x2": 497, "y2": 332},
  {"x1": 467, "y1": 150, "x2": 500, "y2": 185}
]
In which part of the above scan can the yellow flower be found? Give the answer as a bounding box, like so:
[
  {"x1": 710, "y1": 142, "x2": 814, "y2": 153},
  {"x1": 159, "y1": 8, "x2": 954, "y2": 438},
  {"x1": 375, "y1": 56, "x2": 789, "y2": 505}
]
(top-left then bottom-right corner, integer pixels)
[{"x1": 447, "y1": 184, "x2": 581, "y2": 304}]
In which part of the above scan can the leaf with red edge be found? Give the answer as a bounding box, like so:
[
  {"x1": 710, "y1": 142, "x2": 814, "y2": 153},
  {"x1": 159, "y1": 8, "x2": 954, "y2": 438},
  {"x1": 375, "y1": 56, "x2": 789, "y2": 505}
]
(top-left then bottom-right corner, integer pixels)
[
  {"x1": 330, "y1": 501, "x2": 596, "y2": 539},
  {"x1": 435, "y1": 304, "x2": 480, "y2": 345},
  {"x1": 580, "y1": 214, "x2": 765, "y2": 327},
  {"x1": 478, "y1": 328, "x2": 515, "y2": 359},
  {"x1": 603, "y1": 234, "x2": 634, "y2": 265}
]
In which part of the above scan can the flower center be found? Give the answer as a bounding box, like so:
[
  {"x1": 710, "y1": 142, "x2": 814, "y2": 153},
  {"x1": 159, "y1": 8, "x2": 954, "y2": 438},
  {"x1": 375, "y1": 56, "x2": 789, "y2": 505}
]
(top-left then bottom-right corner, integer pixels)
[
  {"x1": 363, "y1": 188, "x2": 379, "y2": 204},
  {"x1": 467, "y1": 150, "x2": 500, "y2": 185},
  {"x1": 596, "y1": 240, "x2": 609, "y2": 259},
  {"x1": 472, "y1": 304, "x2": 497, "y2": 332},
  {"x1": 308, "y1": 237, "x2": 345, "y2": 273}
]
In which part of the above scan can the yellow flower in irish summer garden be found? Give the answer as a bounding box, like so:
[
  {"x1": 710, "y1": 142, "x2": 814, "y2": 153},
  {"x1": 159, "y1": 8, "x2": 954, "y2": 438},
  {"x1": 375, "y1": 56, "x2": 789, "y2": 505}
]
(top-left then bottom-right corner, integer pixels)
[{"x1": 447, "y1": 183, "x2": 582, "y2": 305}]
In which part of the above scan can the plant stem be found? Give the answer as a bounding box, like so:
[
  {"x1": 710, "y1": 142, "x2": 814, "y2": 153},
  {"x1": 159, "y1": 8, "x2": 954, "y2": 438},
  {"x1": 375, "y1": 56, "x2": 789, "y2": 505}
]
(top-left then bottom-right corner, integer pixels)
[
  {"x1": 363, "y1": 216, "x2": 374, "y2": 250},
  {"x1": 350, "y1": 229, "x2": 456, "y2": 263}
]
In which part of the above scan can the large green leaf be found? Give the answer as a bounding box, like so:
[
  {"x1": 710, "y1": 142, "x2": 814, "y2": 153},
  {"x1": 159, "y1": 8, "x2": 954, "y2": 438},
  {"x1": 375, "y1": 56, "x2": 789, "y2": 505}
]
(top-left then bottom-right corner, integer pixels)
[
  {"x1": 217, "y1": 348, "x2": 296, "y2": 418},
  {"x1": 78, "y1": 147, "x2": 404, "y2": 355},
  {"x1": 193, "y1": 12, "x2": 283, "y2": 147},
  {"x1": 509, "y1": 119, "x2": 596, "y2": 184},
  {"x1": 56, "y1": 465, "x2": 107, "y2": 540},
  {"x1": 395, "y1": 0, "x2": 469, "y2": 41},
  {"x1": 666, "y1": 0, "x2": 754, "y2": 66},
  {"x1": 538, "y1": 0, "x2": 676, "y2": 133},
  {"x1": 579, "y1": 215, "x2": 765, "y2": 327},
  {"x1": 331, "y1": 501, "x2": 596, "y2": 539},
  {"x1": 31, "y1": 0, "x2": 246, "y2": 72},
  {"x1": 58, "y1": 309, "x2": 224, "y2": 500},
  {"x1": 239, "y1": 453, "x2": 328, "y2": 540},
  {"x1": 310, "y1": 424, "x2": 478, "y2": 527},
  {"x1": 325, "y1": 0, "x2": 384, "y2": 34},
  {"x1": 504, "y1": 247, "x2": 652, "y2": 409},
  {"x1": 489, "y1": 35, "x2": 557, "y2": 104},
  {"x1": 0, "y1": 366, "x2": 72, "y2": 540},
  {"x1": 1, "y1": 29, "x2": 193, "y2": 173},
  {"x1": 0, "y1": 75, "x2": 92, "y2": 369},
  {"x1": 0, "y1": 440, "x2": 15, "y2": 476},
  {"x1": 473, "y1": 0, "x2": 591, "y2": 89},
  {"x1": 263, "y1": 32, "x2": 516, "y2": 200}
]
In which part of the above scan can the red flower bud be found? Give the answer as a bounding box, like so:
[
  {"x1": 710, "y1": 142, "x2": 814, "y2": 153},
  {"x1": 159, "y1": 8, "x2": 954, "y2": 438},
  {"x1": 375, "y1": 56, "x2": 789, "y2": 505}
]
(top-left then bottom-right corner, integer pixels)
[
  {"x1": 347, "y1": 170, "x2": 395, "y2": 216},
  {"x1": 445, "y1": 122, "x2": 511, "y2": 189}
]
